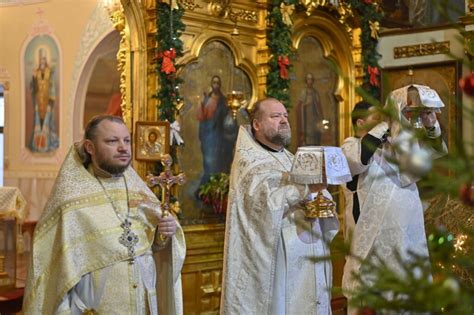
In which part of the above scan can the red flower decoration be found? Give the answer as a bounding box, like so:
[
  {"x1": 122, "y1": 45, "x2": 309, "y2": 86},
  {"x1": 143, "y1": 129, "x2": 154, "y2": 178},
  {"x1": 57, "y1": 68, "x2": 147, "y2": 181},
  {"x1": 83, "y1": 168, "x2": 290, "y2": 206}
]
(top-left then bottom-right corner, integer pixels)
[
  {"x1": 459, "y1": 181, "x2": 474, "y2": 206},
  {"x1": 368, "y1": 65, "x2": 379, "y2": 87},
  {"x1": 364, "y1": 0, "x2": 373, "y2": 4},
  {"x1": 160, "y1": 48, "x2": 176, "y2": 74},
  {"x1": 459, "y1": 73, "x2": 474, "y2": 96},
  {"x1": 278, "y1": 55, "x2": 290, "y2": 79}
]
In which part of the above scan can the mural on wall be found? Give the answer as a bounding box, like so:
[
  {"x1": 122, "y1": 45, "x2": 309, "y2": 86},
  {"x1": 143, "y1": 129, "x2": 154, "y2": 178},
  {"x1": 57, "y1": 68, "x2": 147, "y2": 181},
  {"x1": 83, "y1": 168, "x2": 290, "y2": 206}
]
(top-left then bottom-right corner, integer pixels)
[
  {"x1": 289, "y1": 36, "x2": 339, "y2": 152},
  {"x1": 178, "y1": 40, "x2": 252, "y2": 224},
  {"x1": 24, "y1": 34, "x2": 60, "y2": 153}
]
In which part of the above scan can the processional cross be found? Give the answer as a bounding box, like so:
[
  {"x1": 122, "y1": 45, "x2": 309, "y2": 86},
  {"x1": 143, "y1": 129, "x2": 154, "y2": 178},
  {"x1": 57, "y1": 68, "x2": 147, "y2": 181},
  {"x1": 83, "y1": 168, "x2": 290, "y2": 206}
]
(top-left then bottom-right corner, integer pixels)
[{"x1": 146, "y1": 154, "x2": 186, "y2": 219}]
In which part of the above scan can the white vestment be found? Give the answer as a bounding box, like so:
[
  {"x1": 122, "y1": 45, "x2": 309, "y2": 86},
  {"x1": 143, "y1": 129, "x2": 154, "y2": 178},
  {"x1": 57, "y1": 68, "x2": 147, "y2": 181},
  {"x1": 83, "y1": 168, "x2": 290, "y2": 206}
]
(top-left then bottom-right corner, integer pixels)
[
  {"x1": 341, "y1": 130, "x2": 446, "y2": 295},
  {"x1": 220, "y1": 126, "x2": 339, "y2": 315}
]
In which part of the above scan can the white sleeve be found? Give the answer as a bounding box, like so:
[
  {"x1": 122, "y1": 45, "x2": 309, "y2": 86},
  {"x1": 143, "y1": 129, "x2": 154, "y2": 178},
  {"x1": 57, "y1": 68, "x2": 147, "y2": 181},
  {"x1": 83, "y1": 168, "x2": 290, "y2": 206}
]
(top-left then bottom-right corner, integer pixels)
[{"x1": 341, "y1": 137, "x2": 370, "y2": 176}]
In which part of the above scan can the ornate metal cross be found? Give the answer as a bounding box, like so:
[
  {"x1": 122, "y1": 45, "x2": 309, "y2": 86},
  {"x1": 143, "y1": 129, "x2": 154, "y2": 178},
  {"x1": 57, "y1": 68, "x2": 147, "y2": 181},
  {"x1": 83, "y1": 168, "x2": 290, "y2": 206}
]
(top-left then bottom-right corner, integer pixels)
[{"x1": 146, "y1": 154, "x2": 186, "y2": 217}]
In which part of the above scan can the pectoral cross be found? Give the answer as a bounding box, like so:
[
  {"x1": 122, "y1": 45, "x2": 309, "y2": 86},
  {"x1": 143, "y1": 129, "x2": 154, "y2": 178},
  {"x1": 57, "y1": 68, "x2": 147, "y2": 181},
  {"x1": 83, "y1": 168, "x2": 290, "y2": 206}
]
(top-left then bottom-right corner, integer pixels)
[{"x1": 146, "y1": 154, "x2": 186, "y2": 217}]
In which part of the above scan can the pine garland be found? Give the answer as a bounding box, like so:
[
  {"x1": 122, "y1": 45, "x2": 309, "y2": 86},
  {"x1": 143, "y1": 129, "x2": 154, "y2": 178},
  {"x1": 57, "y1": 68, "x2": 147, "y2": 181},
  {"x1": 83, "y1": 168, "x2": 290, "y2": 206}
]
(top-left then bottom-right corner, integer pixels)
[
  {"x1": 154, "y1": 2, "x2": 185, "y2": 122},
  {"x1": 347, "y1": 0, "x2": 382, "y2": 100},
  {"x1": 266, "y1": 0, "x2": 298, "y2": 109}
]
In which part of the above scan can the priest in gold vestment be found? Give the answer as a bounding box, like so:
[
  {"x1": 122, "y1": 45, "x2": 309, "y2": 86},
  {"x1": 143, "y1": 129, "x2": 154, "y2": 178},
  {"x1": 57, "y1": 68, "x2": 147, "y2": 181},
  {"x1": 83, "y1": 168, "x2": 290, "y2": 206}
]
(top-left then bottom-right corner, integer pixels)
[
  {"x1": 23, "y1": 115, "x2": 186, "y2": 314},
  {"x1": 220, "y1": 98, "x2": 339, "y2": 314}
]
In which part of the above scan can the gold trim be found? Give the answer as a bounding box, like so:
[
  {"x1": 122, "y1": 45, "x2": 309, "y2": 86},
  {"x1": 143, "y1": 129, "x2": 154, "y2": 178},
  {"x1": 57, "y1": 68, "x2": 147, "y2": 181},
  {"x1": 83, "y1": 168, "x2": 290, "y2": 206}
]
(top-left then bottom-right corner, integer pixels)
[
  {"x1": 179, "y1": 0, "x2": 202, "y2": 11},
  {"x1": 208, "y1": 0, "x2": 257, "y2": 24},
  {"x1": 393, "y1": 41, "x2": 450, "y2": 59},
  {"x1": 110, "y1": 9, "x2": 130, "y2": 127},
  {"x1": 463, "y1": 31, "x2": 474, "y2": 59}
]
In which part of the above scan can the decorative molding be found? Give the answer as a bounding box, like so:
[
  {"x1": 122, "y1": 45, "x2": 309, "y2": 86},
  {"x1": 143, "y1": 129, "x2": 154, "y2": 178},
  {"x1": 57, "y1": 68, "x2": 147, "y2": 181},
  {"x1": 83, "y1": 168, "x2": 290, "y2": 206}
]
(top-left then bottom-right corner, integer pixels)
[
  {"x1": 208, "y1": 0, "x2": 257, "y2": 24},
  {"x1": 108, "y1": 8, "x2": 129, "y2": 126},
  {"x1": 178, "y1": 0, "x2": 202, "y2": 11},
  {"x1": 228, "y1": 8, "x2": 257, "y2": 23},
  {"x1": 28, "y1": 7, "x2": 54, "y2": 36},
  {"x1": 393, "y1": 41, "x2": 450, "y2": 59},
  {"x1": 463, "y1": 31, "x2": 474, "y2": 59}
]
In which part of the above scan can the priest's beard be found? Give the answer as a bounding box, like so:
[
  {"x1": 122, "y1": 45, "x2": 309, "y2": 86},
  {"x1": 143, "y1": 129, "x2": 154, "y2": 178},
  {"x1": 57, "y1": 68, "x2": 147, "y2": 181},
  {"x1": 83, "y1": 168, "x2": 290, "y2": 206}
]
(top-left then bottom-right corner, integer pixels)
[
  {"x1": 95, "y1": 152, "x2": 132, "y2": 175},
  {"x1": 268, "y1": 126, "x2": 291, "y2": 147},
  {"x1": 98, "y1": 160, "x2": 131, "y2": 175}
]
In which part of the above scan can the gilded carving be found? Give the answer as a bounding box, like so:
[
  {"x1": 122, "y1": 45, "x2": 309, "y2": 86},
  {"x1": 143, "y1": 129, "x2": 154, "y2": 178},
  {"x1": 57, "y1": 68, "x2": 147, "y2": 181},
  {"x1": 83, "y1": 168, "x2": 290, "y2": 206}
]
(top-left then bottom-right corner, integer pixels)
[
  {"x1": 393, "y1": 41, "x2": 450, "y2": 59},
  {"x1": 463, "y1": 31, "x2": 474, "y2": 59},
  {"x1": 208, "y1": 0, "x2": 257, "y2": 23},
  {"x1": 178, "y1": 0, "x2": 202, "y2": 11},
  {"x1": 469, "y1": 0, "x2": 474, "y2": 15},
  {"x1": 108, "y1": 8, "x2": 131, "y2": 126}
]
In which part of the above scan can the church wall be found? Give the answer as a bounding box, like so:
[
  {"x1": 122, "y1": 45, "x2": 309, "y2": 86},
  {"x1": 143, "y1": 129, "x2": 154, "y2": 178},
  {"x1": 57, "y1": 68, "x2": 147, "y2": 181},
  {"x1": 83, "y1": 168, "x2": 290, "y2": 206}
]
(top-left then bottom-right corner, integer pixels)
[
  {"x1": 379, "y1": 26, "x2": 473, "y2": 154},
  {"x1": 0, "y1": 0, "x2": 108, "y2": 221}
]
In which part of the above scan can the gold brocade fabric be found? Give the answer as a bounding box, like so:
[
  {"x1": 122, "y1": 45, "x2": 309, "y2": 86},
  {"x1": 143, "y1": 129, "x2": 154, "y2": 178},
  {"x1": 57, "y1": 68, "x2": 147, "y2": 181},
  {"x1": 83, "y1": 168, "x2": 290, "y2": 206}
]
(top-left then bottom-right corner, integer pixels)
[
  {"x1": 0, "y1": 187, "x2": 27, "y2": 222},
  {"x1": 23, "y1": 147, "x2": 186, "y2": 314}
]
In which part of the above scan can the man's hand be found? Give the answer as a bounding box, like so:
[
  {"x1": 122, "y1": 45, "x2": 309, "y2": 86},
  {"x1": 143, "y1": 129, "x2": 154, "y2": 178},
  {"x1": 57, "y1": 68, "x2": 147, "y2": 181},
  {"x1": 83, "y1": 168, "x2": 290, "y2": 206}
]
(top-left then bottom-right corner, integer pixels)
[
  {"x1": 421, "y1": 110, "x2": 437, "y2": 128},
  {"x1": 156, "y1": 215, "x2": 177, "y2": 238}
]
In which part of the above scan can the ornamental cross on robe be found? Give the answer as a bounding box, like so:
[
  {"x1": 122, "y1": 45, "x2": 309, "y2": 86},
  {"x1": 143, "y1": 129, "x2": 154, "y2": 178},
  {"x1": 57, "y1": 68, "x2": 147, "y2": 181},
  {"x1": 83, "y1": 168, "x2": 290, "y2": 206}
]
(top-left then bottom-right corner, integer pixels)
[{"x1": 146, "y1": 154, "x2": 186, "y2": 217}]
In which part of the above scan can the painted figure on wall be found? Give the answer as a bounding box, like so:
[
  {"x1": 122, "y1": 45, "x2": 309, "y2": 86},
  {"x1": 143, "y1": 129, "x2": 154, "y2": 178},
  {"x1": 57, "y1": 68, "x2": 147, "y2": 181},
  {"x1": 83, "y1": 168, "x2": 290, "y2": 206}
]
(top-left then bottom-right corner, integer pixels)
[
  {"x1": 296, "y1": 73, "x2": 324, "y2": 146},
  {"x1": 24, "y1": 34, "x2": 60, "y2": 154},
  {"x1": 197, "y1": 75, "x2": 237, "y2": 185},
  {"x1": 29, "y1": 48, "x2": 59, "y2": 152}
]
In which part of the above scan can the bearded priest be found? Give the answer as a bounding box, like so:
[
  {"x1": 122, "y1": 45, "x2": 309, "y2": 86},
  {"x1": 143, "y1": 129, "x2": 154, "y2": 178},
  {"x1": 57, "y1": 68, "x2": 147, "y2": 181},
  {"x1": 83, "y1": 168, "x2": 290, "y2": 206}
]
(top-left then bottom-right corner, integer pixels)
[
  {"x1": 23, "y1": 115, "x2": 186, "y2": 315},
  {"x1": 220, "y1": 98, "x2": 339, "y2": 314}
]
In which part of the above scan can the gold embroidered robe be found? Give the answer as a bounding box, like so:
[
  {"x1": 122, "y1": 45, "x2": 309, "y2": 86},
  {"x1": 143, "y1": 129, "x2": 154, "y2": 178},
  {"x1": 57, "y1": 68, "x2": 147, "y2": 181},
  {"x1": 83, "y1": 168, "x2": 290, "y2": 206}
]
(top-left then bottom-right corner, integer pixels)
[{"x1": 23, "y1": 147, "x2": 186, "y2": 314}]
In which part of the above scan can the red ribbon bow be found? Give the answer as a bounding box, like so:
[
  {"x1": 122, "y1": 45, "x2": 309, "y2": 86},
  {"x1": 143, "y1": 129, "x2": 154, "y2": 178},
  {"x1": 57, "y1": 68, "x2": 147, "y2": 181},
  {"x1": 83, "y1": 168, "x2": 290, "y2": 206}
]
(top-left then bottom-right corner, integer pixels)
[
  {"x1": 160, "y1": 48, "x2": 176, "y2": 74},
  {"x1": 368, "y1": 65, "x2": 379, "y2": 87},
  {"x1": 278, "y1": 55, "x2": 290, "y2": 79}
]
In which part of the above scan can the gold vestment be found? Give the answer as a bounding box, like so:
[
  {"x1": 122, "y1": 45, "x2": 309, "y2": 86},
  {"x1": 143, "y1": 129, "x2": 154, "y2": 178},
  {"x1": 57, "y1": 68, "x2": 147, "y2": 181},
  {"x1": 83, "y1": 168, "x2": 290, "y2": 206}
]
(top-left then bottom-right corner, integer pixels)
[{"x1": 23, "y1": 147, "x2": 186, "y2": 314}]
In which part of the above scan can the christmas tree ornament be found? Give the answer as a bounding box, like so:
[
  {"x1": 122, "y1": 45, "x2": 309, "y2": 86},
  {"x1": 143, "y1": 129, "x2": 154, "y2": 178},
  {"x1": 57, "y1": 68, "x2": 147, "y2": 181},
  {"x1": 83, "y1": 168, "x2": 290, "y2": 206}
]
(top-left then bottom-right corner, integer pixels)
[
  {"x1": 160, "y1": 48, "x2": 177, "y2": 74},
  {"x1": 368, "y1": 65, "x2": 379, "y2": 86},
  {"x1": 369, "y1": 20, "x2": 379, "y2": 39},
  {"x1": 279, "y1": 3, "x2": 294, "y2": 26},
  {"x1": 459, "y1": 180, "x2": 474, "y2": 206},
  {"x1": 278, "y1": 55, "x2": 290, "y2": 79},
  {"x1": 459, "y1": 73, "x2": 474, "y2": 96}
]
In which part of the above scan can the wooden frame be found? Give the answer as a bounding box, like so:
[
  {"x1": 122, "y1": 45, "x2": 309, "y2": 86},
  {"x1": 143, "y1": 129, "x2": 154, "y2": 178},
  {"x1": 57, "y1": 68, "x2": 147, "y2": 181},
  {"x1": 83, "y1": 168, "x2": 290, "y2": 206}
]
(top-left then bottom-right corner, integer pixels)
[
  {"x1": 382, "y1": 61, "x2": 462, "y2": 150},
  {"x1": 135, "y1": 121, "x2": 170, "y2": 161}
]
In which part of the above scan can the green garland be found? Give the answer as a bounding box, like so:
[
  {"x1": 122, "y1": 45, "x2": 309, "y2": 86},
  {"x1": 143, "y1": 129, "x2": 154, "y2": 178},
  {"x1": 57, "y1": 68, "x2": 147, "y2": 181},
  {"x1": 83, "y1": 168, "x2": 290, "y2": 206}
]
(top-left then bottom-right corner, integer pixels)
[
  {"x1": 266, "y1": 0, "x2": 298, "y2": 109},
  {"x1": 347, "y1": 0, "x2": 382, "y2": 100},
  {"x1": 154, "y1": 2, "x2": 185, "y2": 123}
]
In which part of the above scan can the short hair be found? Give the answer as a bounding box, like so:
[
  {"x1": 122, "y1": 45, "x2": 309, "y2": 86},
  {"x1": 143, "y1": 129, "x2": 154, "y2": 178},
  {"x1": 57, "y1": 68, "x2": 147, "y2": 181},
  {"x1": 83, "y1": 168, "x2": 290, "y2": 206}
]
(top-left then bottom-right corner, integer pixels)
[
  {"x1": 351, "y1": 101, "x2": 373, "y2": 127},
  {"x1": 78, "y1": 115, "x2": 125, "y2": 166},
  {"x1": 84, "y1": 115, "x2": 125, "y2": 141},
  {"x1": 250, "y1": 97, "x2": 279, "y2": 134}
]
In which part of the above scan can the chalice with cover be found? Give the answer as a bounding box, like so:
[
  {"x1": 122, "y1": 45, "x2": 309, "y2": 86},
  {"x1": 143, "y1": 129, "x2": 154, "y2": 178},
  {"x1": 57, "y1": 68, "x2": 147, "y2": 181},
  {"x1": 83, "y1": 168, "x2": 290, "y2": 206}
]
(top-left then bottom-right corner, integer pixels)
[{"x1": 289, "y1": 146, "x2": 351, "y2": 218}]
